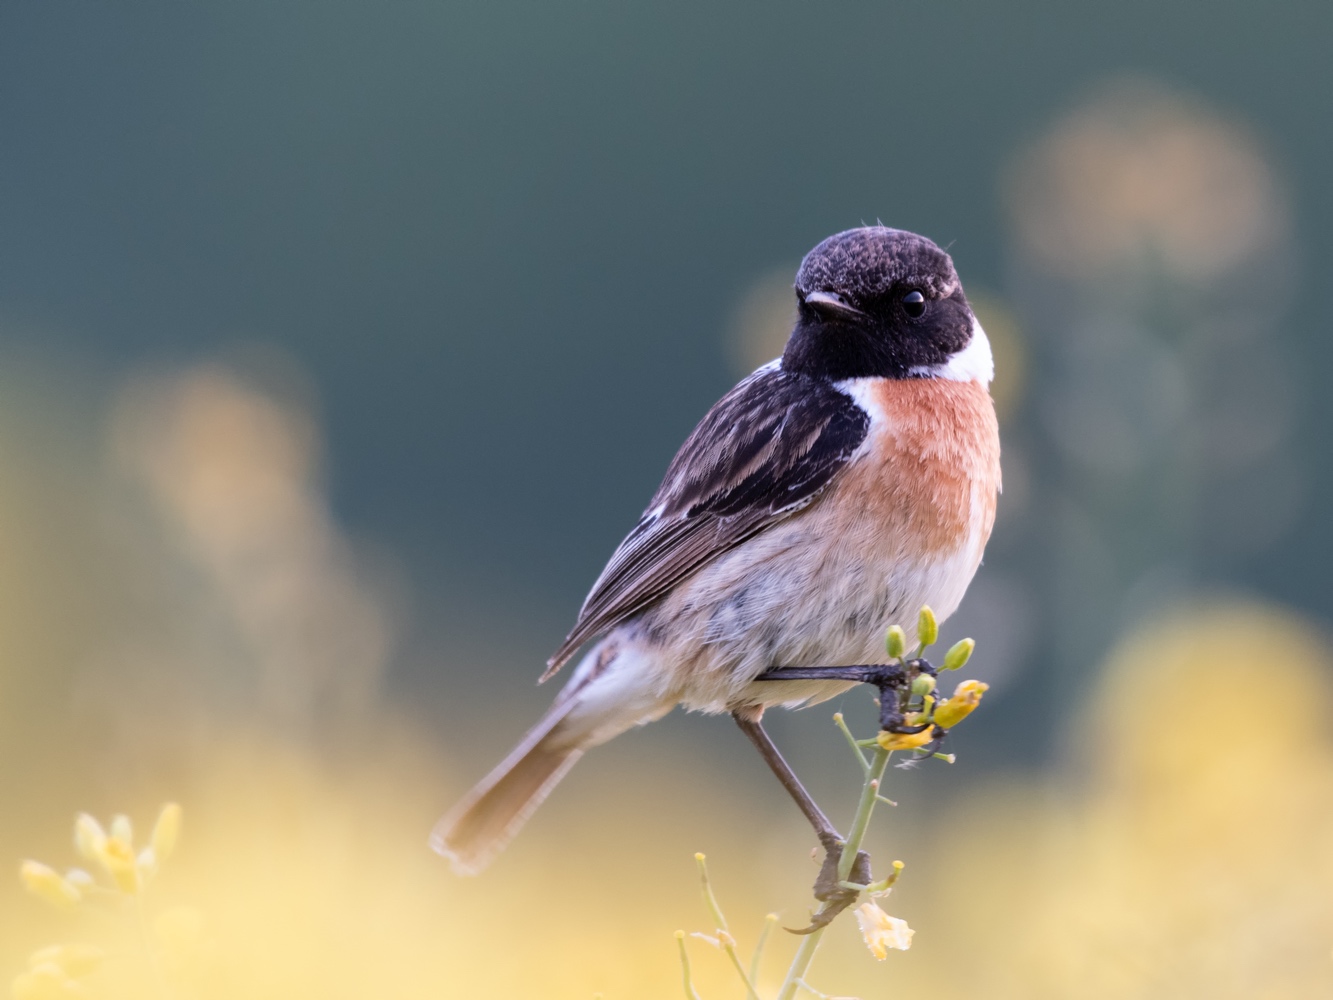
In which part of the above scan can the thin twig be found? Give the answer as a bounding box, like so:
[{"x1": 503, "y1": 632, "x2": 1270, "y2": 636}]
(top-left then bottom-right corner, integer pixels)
[
  {"x1": 696, "y1": 853, "x2": 761, "y2": 1000},
  {"x1": 749, "y1": 913, "x2": 778, "y2": 988},
  {"x1": 675, "y1": 931, "x2": 703, "y2": 1000},
  {"x1": 833, "y1": 714, "x2": 870, "y2": 774},
  {"x1": 774, "y1": 746, "x2": 892, "y2": 1000}
]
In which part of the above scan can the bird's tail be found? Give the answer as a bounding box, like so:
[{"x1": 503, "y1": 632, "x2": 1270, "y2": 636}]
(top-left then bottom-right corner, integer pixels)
[
  {"x1": 430, "y1": 700, "x2": 584, "y2": 876},
  {"x1": 431, "y1": 638, "x2": 673, "y2": 875}
]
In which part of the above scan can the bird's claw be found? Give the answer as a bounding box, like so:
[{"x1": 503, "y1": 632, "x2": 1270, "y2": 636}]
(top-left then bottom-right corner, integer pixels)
[{"x1": 786, "y1": 844, "x2": 871, "y2": 934}]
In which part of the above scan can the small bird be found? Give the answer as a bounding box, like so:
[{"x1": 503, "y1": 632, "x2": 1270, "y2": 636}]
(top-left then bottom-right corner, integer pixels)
[{"x1": 433, "y1": 226, "x2": 1000, "y2": 886}]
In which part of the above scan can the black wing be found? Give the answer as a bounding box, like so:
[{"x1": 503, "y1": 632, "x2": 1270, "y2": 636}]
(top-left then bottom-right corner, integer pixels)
[{"x1": 545, "y1": 365, "x2": 869, "y2": 676}]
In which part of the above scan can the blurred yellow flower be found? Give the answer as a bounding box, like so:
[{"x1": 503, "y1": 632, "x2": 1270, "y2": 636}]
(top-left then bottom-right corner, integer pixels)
[
  {"x1": 19, "y1": 862, "x2": 81, "y2": 909},
  {"x1": 96, "y1": 835, "x2": 139, "y2": 895},
  {"x1": 25, "y1": 946, "x2": 107, "y2": 980},
  {"x1": 932, "y1": 680, "x2": 989, "y2": 729},
  {"x1": 151, "y1": 803, "x2": 182, "y2": 862},
  {"x1": 854, "y1": 902, "x2": 914, "y2": 959},
  {"x1": 72, "y1": 816, "x2": 105, "y2": 865},
  {"x1": 108, "y1": 815, "x2": 132, "y2": 845}
]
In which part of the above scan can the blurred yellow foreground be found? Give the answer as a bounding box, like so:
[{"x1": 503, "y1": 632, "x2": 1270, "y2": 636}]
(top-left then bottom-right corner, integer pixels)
[{"x1": 2, "y1": 364, "x2": 1331, "y2": 998}]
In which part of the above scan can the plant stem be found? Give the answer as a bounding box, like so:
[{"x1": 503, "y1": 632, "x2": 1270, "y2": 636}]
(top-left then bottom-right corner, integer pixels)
[
  {"x1": 833, "y1": 714, "x2": 870, "y2": 774},
  {"x1": 839, "y1": 748, "x2": 891, "y2": 881},
  {"x1": 696, "y1": 853, "x2": 761, "y2": 999},
  {"x1": 749, "y1": 913, "x2": 778, "y2": 987},
  {"x1": 676, "y1": 931, "x2": 703, "y2": 1000},
  {"x1": 775, "y1": 746, "x2": 892, "y2": 1000},
  {"x1": 777, "y1": 931, "x2": 826, "y2": 1000}
]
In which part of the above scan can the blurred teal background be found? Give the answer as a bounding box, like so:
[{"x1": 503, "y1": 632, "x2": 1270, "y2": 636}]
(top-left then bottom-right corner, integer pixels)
[
  {"x1": 3, "y1": 4, "x2": 1333, "y2": 997},
  {"x1": 3, "y1": 1, "x2": 1331, "y2": 761}
]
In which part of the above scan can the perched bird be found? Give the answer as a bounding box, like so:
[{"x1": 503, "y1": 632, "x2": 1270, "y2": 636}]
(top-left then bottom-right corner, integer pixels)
[{"x1": 433, "y1": 226, "x2": 1000, "y2": 888}]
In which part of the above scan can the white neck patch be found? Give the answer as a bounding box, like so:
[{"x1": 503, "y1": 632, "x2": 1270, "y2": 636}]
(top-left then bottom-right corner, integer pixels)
[{"x1": 909, "y1": 319, "x2": 994, "y2": 384}]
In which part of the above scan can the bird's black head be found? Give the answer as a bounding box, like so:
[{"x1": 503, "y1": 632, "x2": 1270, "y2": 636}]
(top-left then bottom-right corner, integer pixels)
[{"x1": 781, "y1": 227, "x2": 990, "y2": 383}]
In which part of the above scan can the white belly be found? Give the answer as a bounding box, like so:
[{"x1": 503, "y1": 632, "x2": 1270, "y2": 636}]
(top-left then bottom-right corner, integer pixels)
[{"x1": 625, "y1": 495, "x2": 989, "y2": 713}]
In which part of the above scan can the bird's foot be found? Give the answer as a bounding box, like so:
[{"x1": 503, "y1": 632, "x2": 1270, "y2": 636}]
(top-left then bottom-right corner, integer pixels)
[{"x1": 787, "y1": 842, "x2": 872, "y2": 935}]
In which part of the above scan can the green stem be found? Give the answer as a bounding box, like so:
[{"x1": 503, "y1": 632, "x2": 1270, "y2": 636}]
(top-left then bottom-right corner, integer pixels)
[
  {"x1": 695, "y1": 853, "x2": 761, "y2": 999},
  {"x1": 749, "y1": 913, "x2": 778, "y2": 988},
  {"x1": 675, "y1": 932, "x2": 703, "y2": 1000},
  {"x1": 776, "y1": 930, "x2": 826, "y2": 1000},
  {"x1": 775, "y1": 746, "x2": 892, "y2": 1000},
  {"x1": 833, "y1": 714, "x2": 870, "y2": 774},
  {"x1": 840, "y1": 747, "x2": 891, "y2": 881}
]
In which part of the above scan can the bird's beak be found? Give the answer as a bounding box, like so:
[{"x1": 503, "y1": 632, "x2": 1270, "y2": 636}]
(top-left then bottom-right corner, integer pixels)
[{"x1": 803, "y1": 290, "x2": 865, "y2": 320}]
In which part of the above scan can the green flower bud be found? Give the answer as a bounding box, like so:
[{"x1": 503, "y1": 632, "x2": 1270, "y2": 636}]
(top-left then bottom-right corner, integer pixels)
[
  {"x1": 910, "y1": 674, "x2": 936, "y2": 697},
  {"x1": 885, "y1": 625, "x2": 907, "y2": 659},
  {"x1": 916, "y1": 606, "x2": 938, "y2": 650},
  {"x1": 942, "y1": 637, "x2": 975, "y2": 671}
]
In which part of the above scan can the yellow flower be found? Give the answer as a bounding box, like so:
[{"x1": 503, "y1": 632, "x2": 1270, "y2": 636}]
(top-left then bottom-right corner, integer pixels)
[
  {"x1": 876, "y1": 727, "x2": 936, "y2": 752},
  {"x1": 933, "y1": 679, "x2": 990, "y2": 729},
  {"x1": 19, "y1": 862, "x2": 81, "y2": 909},
  {"x1": 97, "y1": 836, "x2": 140, "y2": 894},
  {"x1": 108, "y1": 815, "x2": 132, "y2": 844},
  {"x1": 854, "y1": 902, "x2": 914, "y2": 959},
  {"x1": 27, "y1": 945, "x2": 107, "y2": 979}
]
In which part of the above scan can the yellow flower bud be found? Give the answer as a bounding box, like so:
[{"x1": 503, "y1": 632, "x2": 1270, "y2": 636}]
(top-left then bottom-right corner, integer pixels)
[
  {"x1": 854, "y1": 902, "x2": 914, "y2": 959},
  {"x1": 19, "y1": 862, "x2": 81, "y2": 909},
  {"x1": 151, "y1": 803, "x2": 182, "y2": 862},
  {"x1": 916, "y1": 606, "x2": 938, "y2": 650},
  {"x1": 885, "y1": 625, "x2": 907, "y2": 659},
  {"x1": 28, "y1": 945, "x2": 107, "y2": 979},
  {"x1": 876, "y1": 727, "x2": 936, "y2": 752},
  {"x1": 932, "y1": 679, "x2": 990, "y2": 728},
  {"x1": 942, "y1": 637, "x2": 975, "y2": 671},
  {"x1": 73, "y1": 815, "x2": 106, "y2": 864}
]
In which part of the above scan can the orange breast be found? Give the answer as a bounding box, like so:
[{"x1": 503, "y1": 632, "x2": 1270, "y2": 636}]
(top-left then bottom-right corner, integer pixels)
[{"x1": 828, "y1": 378, "x2": 1000, "y2": 560}]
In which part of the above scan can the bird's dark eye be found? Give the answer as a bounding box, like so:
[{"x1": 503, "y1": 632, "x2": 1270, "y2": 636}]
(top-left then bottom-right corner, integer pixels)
[{"x1": 902, "y1": 290, "x2": 926, "y2": 318}]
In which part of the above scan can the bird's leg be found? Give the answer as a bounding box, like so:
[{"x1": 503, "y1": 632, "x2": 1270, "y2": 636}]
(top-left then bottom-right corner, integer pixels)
[
  {"x1": 732, "y1": 711, "x2": 842, "y2": 847},
  {"x1": 732, "y1": 711, "x2": 871, "y2": 932},
  {"x1": 746, "y1": 660, "x2": 939, "y2": 930},
  {"x1": 755, "y1": 662, "x2": 929, "y2": 735}
]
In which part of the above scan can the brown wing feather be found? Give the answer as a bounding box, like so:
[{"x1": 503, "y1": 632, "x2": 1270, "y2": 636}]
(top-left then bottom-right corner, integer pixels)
[{"x1": 544, "y1": 365, "x2": 869, "y2": 677}]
